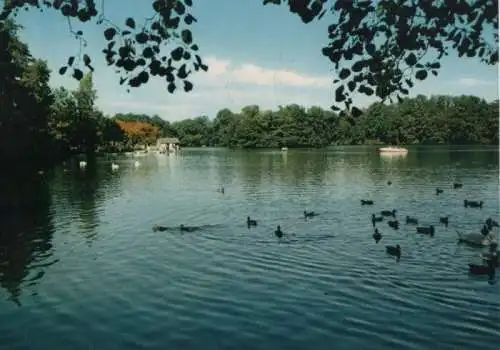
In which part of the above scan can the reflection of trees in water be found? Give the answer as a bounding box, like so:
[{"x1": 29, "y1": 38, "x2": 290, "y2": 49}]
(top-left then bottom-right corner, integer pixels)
[
  {"x1": 0, "y1": 173, "x2": 56, "y2": 306},
  {"x1": 52, "y1": 156, "x2": 122, "y2": 246},
  {"x1": 232, "y1": 150, "x2": 330, "y2": 195}
]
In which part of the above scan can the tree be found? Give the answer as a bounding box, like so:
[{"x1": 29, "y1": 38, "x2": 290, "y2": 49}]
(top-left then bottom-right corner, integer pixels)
[
  {"x1": 1, "y1": 1, "x2": 497, "y2": 116},
  {"x1": 0, "y1": 19, "x2": 54, "y2": 163}
]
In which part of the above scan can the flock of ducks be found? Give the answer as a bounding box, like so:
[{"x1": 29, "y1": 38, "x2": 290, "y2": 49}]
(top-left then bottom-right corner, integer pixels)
[
  {"x1": 362, "y1": 181, "x2": 499, "y2": 281},
  {"x1": 154, "y1": 182, "x2": 499, "y2": 282}
]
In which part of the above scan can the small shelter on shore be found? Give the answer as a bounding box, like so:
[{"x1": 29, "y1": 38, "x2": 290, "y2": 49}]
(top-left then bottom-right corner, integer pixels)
[{"x1": 156, "y1": 137, "x2": 180, "y2": 153}]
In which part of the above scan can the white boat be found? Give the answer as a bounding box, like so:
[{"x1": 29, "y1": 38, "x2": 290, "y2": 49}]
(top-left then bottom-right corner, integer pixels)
[{"x1": 378, "y1": 147, "x2": 408, "y2": 154}]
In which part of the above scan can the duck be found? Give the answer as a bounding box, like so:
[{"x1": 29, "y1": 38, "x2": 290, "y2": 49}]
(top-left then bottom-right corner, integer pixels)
[
  {"x1": 381, "y1": 209, "x2": 397, "y2": 217},
  {"x1": 274, "y1": 225, "x2": 283, "y2": 238},
  {"x1": 464, "y1": 200, "x2": 483, "y2": 208},
  {"x1": 387, "y1": 181, "x2": 392, "y2": 186},
  {"x1": 480, "y1": 224, "x2": 490, "y2": 236},
  {"x1": 216, "y1": 185, "x2": 225, "y2": 194},
  {"x1": 485, "y1": 218, "x2": 499, "y2": 229},
  {"x1": 361, "y1": 200, "x2": 374, "y2": 205},
  {"x1": 371, "y1": 214, "x2": 383, "y2": 227},
  {"x1": 405, "y1": 216, "x2": 418, "y2": 225},
  {"x1": 416, "y1": 225, "x2": 435, "y2": 236},
  {"x1": 304, "y1": 210, "x2": 318, "y2": 218},
  {"x1": 436, "y1": 188, "x2": 443, "y2": 195},
  {"x1": 180, "y1": 224, "x2": 199, "y2": 232},
  {"x1": 111, "y1": 163, "x2": 119, "y2": 170},
  {"x1": 373, "y1": 228, "x2": 382, "y2": 243},
  {"x1": 247, "y1": 216, "x2": 257, "y2": 226},
  {"x1": 468, "y1": 263, "x2": 495, "y2": 278},
  {"x1": 386, "y1": 244, "x2": 401, "y2": 261},
  {"x1": 453, "y1": 182, "x2": 463, "y2": 189},
  {"x1": 439, "y1": 216, "x2": 449, "y2": 227},
  {"x1": 388, "y1": 220, "x2": 399, "y2": 230},
  {"x1": 152, "y1": 225, "x2": 168, "y2": 232}
]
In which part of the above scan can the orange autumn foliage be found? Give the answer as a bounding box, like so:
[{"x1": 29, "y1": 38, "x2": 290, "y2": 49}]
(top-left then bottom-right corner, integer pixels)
[{"x1": 116, "y1": 120, "x2": 161, "y2": 145}]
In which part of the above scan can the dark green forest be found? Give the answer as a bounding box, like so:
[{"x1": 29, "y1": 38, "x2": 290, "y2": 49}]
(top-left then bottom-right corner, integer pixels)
[{"x1": 0, "y1": 20, "x2": 498, "y2": 173}]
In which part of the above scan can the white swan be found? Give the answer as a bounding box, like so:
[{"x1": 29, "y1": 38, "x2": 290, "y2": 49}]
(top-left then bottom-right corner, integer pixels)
[
  {"x1": 111, "y1": 163, "x2": 119, "y2": 170},
  {"x1": 79, "y1": 160, "x2": 87, "y2": 168},
  {"x1": 457, "y1": 231, "x2": 495, "y2": 247},
  {"x1": 134, "y1": 161, "x2": 140, "y2": 168}
]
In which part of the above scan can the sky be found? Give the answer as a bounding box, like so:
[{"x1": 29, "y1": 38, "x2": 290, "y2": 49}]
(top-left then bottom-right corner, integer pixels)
[{"x1": 11, "y1": 0, "x2": 500, "y2": 122}]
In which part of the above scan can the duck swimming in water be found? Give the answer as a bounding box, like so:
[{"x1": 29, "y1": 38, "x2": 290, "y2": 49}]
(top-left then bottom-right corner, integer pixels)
[
  {"x1": 386, "y1": 244, "x2": 401, "y2": 261},
  {"x1": 152, "y1": 225, "x2": 168, "y2": 232},
  {"x1": 361, "y1": 200, "x2": 374, "y2": 205},
  {"x1": 388, "y1": 220, "x2": 399, "y2": 230},
  {"x1": 405, "y1": 216, "x2": 418, "y2": 225},
  {"x1": 416, "y1": 225, "x2": 435, "y2": 236},
  {"x1": 247, "y1": 216, "x2": 257, "y2": 226},
  {"x1": 304, "y1": 210, "x2": 318, "y2": 218},
  {"x1": 381, "y1": 209, "x2": 397, "y2": 217},
  {"x1": 436, "y1": 188, "x2": 443, "y2": 195},
  {"x1": 373, "y1": 228, "x2": 382, "y2": 243},
  {"x1": 275, "y1": 225, "x2": 283, "y2": 238},
  {"x1": 439, "y1": 216, "x2": 449, "y2": 227},
  {"x1": 371, "y1": 214, "x2": 383, "y2": 227},
  {"x1": 180, "y1": 224, "x2": 200, "y2": 232}
]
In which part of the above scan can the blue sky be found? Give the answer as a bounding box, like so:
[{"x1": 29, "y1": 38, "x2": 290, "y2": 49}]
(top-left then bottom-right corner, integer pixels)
[{"x1": 13, "y1": 0, "x2": 499, "y2": 121}]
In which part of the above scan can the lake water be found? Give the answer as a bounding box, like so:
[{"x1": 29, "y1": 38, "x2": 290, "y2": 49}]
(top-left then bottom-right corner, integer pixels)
[{"x1": 0, "y1": 146, "x2": 499, "y2": 350}]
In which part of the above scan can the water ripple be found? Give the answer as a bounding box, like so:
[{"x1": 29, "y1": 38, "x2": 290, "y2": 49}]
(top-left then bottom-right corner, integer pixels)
[{"x1": 0, "y1": 147, "x2": 499, "y2": 350}]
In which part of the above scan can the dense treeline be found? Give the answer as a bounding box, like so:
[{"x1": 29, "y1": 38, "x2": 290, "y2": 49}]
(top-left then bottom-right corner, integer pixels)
[
  {"x1": 0, "y1": 20, "x2": 498, "y2": 175},
  {"x1": 0, "y1": 20, "x2": 127, "y2": 169},
  {"x1": 124, "y1": 96, "x2": 499, "y2": 148}
]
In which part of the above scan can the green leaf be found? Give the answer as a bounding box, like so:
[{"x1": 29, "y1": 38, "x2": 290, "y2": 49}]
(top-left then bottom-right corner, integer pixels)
[
  {"x1": 339, "y1": 68, "x2": 351, "y2": 80},
  {"x1": 405, "y1": 52, "x2": 417, "y2": 66},
  {"x1": 167, "y1": 82, "x2": 176, "y2": 93},
  {"x1": 358, "y1": 85, "x2": 374, "y2": 95},
  {"x1": 366, "y1": 43, "x2": 376, "y2": 55},
  {"x1": 181, "y1": 29, "x2": 193, "y2": 45},
  {"x1": 125, "y1": 18, "x2": 135, "y2": 29},
  {"x1": 415, "y1": 70, "x2": 427, "y2": 80},
  {"x1": 136, "y1": 32, "x2": 148, "y2": 44},
  {"x1": 351, "y1": 107, "x2": 363, "y2": 117},
  {"x1": 143, "y1": 47, "x2": 154, "y2": 58},
  {"x1": 184, "y1": 14, "x2": 197, "y2": 25},
  {"x1": 184, "y1": 80, "x2": 193, "y2": 92},
  {"x1": 73, "y1": 68, "x2": 83, "y2": 80},
  {"x1": 171, "y1": 47, "x2": 184, "y2": 61},
  {"x1": 185, "y1": 0, "x2": 193, "y2": 6},
  {"x1": 59, "y1": 66, "x2": 67, "y2": 75},
  {"x1": 83, "y1": 54, "x2": 91, "y2": 66},
  {"x1": 104, "y1": 28, "x2": 117, "y2": 41},
  {"x1": 67, "y1": 56, "x2": 75, "y2": 66}
]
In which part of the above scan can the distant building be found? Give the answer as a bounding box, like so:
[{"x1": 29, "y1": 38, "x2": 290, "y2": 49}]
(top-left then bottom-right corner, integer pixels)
[{"x1": 156, "y1": 137, "x2": 180, "y2": 153}]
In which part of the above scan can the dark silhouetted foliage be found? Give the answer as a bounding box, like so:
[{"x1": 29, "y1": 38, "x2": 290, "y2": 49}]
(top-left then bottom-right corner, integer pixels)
[{"x1": 1, "y1": 0, "x2": 497, "y2": 114}]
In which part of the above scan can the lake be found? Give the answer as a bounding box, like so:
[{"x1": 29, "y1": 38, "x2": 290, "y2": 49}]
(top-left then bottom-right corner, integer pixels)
[{"x1": 0, "y1": 146, "x2": 499, "y2": 350}]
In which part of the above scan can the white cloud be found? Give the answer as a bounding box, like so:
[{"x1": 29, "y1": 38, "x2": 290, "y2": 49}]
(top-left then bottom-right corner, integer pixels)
[
  {"x1": 456, "y1": 77, "x2": 496, "y2": 87},
  {"x1": 200, "y1": 56, "x2": 332, "y2": 88}
]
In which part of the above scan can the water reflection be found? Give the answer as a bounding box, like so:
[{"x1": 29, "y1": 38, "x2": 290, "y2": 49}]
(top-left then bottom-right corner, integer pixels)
[{"x1": 0, "y1": 173, "x2": 56, "y2": 306}]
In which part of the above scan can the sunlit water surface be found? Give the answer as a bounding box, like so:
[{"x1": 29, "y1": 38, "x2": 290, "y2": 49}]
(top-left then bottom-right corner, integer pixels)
[{"x1": 0, "y1": 146, "x2": 499, "y2": 350}]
